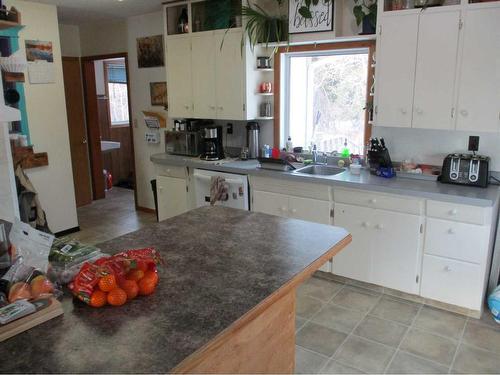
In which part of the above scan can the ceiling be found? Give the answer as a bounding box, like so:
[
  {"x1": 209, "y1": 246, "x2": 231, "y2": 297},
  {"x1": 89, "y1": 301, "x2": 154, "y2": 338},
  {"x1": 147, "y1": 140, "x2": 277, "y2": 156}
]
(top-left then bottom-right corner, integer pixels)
[{"x1": 31, "y1": 0, "x2": 166, "y2": 25}]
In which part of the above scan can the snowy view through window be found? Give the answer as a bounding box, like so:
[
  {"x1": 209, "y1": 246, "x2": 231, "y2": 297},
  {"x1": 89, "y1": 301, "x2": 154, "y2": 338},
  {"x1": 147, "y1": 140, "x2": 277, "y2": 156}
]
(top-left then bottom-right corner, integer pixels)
[
  {"x1": 108, "y1": 82, "x2": 130, "y2": 126},
  {"x1": 288, "y1": 51, "x2": 369, "y2": 155}
]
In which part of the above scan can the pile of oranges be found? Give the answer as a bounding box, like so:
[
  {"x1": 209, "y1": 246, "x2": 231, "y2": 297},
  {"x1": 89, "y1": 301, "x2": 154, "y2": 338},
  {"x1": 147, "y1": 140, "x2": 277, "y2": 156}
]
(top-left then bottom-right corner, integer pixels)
[{"x1": 89, "y1": 264, "x2": 159, "y2": 308}]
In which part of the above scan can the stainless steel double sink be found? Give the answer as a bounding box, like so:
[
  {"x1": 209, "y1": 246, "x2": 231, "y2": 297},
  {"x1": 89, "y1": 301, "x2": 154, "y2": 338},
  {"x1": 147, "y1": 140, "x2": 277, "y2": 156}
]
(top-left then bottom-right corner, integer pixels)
[{"x1": 293, "y1": 164, "x2": 346, "y2": 176}]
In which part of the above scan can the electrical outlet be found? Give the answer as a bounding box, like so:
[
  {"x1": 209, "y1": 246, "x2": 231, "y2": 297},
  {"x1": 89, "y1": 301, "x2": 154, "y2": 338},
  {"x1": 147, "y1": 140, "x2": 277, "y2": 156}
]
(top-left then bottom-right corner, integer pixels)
[
  {"x1": 468, "y1": 136, "x2": 479, "y2": 152},
  {"x1": 227, "y1": 123, "x2": 233, "y2": 135}
]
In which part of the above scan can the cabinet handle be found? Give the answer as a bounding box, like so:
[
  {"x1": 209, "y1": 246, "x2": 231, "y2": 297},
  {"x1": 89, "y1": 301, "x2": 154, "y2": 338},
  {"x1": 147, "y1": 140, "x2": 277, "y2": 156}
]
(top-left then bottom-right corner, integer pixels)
[
  {"x1": 158, "y1": 186, "x2": 163, "y2": 192},
  {"x1": 218, "y1": 106, "x2": 224, "y2": 111},
  {"x1": 280, "y1": 206, "x2": 287, "y2": 212},
  {"x1": 184, "y1": 105, "x2": 190, "y2": 109},
  {"x1": 449, "y1": 209, "x2": 458, "y2": 216},
  {"x1": 448, "y1": 228, "x2": 456, "y2": 235},
  {"x1": 361, "y1": 221, "x2": 370, "y2": 228},
  {"x1": 375, "y1": 224, "x2": 384, "y2": 230},
  {"x1": 444, "y1": 266, "x2": 452, "y2": 272},
  {"x1": 209, "y1": 105, "x2": 216, "y2": 110},
  {"x1": 415, "y1": 108, "x2": 423, "y2": 115},
  {"x1": 291, "y1": 208, "x2": 297, "y2": 214},
  {"x1": 400, "y1": 108, "x2": 407, "y2": 115},
  {"x1": 369, "y1": 198, "x2": 377, "y2": 204},
  {"x1": 460, "y1": 110, "x2": 468, "y2": 117}
]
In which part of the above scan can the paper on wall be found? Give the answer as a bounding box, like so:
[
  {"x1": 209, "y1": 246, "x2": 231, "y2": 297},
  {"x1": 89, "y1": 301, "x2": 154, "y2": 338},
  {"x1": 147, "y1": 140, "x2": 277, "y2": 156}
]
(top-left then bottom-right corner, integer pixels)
[{"x1": 27, "y1": 60, "x2": 55, "y2": 84}]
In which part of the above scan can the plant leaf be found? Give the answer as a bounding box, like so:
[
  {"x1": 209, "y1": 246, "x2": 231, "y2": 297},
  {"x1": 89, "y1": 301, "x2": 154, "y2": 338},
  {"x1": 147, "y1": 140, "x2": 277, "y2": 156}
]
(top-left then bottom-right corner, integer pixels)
[
  {"x1": 353, "y1": 5, "x2": 365, "y2": 26},
  {"x1": 305, "y1": 0, "x2": 312, "y2": 7},
  {"x1": 312, "y1": 0, "x2": 320, "y2": 5},
  {"x1": 299, "y1": 6, "x2": 313, "y2": 18}
]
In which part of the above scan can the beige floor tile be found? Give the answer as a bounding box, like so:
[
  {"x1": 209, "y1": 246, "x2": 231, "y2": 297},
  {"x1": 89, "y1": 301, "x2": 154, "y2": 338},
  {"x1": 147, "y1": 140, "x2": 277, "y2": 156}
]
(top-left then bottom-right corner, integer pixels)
[
  {"x1": 370, "y1": 295, "x2": 421, "y2": 325},
  {"x1": 452, "y1": 343, "x2": 500, "y2": 374},
  {"x1": 311, "y1": 303, "x2": 365, "y2": 334},
  {"x1": 296, "y1": 295, "x2": 324, "y2": 319},
  {"x1": 319, "y1": 359, "x2": 364, "y2": 374},
  {"x1": 413, "y1": 305, "x2": 466, "y2": 340},
  {"x1": 354, "y1": 315, "x2": 408, "y2": 348},
  {"x1": 386, "y1": 351, "x2": 449, "y2": 374},
  {"x1": 474, "y1": 307, "x2": 500, "y2": 329},
  {"x1": 462, "y1": 320, "x2": 500, "y2": 354},
  {"x1": 333, "y1": 335, "x2": 394, "y2": 374},
  {"x1": 295, "y1": 346, "x2": 329, "y2": 374},
  {"x1": 331, "y1": 286, "x2": 380, "y2": 313},
  {"x1": 296, "y1": 322, "x2": 347, "y2": 357},
  {"x1": 400, "y1": 328, "x2": 457, "y2": 366},
  {"x1": 297, "y1": 277, "x2": 344, "y2": 302},
  {"x1": 347, "y1": 279, "x2": 385, "y2": 293}
]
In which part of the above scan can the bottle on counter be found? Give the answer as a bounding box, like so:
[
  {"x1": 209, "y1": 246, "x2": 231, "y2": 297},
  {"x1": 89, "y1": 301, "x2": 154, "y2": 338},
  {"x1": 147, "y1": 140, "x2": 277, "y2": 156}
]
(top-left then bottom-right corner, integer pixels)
[{"x1": 286, "y1": 136, "x2": 293, "y2": 152}]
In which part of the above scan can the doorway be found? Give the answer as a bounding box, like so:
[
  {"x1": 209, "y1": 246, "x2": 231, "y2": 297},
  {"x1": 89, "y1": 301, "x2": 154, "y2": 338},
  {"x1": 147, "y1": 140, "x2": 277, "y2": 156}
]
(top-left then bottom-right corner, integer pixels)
[{"x1": 80, "y1": 53, "x2": 137, "y2": 207}]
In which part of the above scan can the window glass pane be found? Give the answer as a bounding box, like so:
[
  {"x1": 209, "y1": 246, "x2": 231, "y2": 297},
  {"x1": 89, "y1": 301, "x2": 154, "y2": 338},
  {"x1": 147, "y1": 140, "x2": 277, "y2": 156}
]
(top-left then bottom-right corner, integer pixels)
[
  {"x1": 287, "y1": 51, "x2": 368, "y2": 155},
  {"x1": 108, "y1": 83, "x2": 129, "y2": 125}
]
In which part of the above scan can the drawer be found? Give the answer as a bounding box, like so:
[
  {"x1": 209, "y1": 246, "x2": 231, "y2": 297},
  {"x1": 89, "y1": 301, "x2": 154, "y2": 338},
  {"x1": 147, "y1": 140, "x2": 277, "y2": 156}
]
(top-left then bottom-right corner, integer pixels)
[
  {"x1": 421, "y1": 254, "x2": 483, "y2": 311},
  {"x1": 250, "y1": 176, "x2": 330, "y2": 201},
  {"x1": 156, "y1": 165, "x2": 187, "y2": 179},
  {"x1": 334, "y1": 188, "x2": 423, "y2": 215},
  {"x1": 424, "y1": 218, "x2": 489, "y2": 264},
  {"x1": 426, "y1": 200, "x2": 490, "y2": 225}
]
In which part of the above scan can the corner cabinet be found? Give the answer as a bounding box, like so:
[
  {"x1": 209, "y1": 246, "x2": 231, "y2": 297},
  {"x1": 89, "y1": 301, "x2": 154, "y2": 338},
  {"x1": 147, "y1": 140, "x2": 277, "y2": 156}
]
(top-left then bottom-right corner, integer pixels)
[{"x1": 165, "y1": 29, "x2": 246, "y2": 120}]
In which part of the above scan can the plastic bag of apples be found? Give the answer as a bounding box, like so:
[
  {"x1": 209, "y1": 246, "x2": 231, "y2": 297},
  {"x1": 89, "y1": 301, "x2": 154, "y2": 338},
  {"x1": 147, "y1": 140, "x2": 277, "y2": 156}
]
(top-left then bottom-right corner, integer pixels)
[{"x1": 69, "y1": 248, "x2": 163, "y2": 308}]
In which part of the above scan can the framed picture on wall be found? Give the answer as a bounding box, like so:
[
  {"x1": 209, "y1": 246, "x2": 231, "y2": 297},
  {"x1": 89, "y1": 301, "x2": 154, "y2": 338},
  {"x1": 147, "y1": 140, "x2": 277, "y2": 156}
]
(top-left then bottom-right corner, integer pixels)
[
  {"x1": 288, "y1": 0, "x2": 334, "y2": 34},
  {"x1": 150, "y1": 82, "x2": 168, "y2": 109},
  {"x1": 137, "y1": 35, "x2": 164, "y2": 68}
]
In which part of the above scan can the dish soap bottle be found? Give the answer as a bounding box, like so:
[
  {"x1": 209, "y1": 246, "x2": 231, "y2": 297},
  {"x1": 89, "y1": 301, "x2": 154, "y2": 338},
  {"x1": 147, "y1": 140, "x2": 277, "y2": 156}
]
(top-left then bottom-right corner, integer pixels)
[
  {"x1": 341, "y1": 138, "x2": 350, "y2": 158},
  {"x1": 286, "y1": 136, "x2": 293, "y2": 152}
]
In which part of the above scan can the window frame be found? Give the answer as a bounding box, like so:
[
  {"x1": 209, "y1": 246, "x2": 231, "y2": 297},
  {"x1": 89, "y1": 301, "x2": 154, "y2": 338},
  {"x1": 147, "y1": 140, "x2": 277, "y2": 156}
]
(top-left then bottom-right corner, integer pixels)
[
  {"x1": 274, "y1": 40, "x2": 375, "y2": 153},
  {"x1": 104, "y1": 60, "x2": 130, "y2": 128}
]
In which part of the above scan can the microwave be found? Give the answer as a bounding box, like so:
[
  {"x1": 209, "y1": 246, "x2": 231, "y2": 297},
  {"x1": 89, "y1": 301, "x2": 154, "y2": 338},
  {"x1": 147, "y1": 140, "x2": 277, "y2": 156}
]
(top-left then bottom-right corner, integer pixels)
[{"x1": 165, "y1": 130, "x2": 202, "y2": 157}]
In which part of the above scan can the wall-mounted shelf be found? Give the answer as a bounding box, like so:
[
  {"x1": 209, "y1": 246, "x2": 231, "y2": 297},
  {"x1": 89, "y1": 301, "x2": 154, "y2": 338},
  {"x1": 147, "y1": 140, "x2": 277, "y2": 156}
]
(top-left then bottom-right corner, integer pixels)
[
  {"x1": 255, "y1": 116, "x2": 274, "y2": 121},
  {"x1": 11, "y1": 145, "x2": 49, "y2": 169},
  {"x1": 255, "y1": 68, "x2": 274, "y2": 72},
  {"x1": 256, "y1": 92, "x2": 274, "y2": 96},
  {"x1": 0, "y1": 7, "x2": 22, "y2": 30},
  {"x1": 2, "y1": 71, "x2": 25, "y2": 83}
]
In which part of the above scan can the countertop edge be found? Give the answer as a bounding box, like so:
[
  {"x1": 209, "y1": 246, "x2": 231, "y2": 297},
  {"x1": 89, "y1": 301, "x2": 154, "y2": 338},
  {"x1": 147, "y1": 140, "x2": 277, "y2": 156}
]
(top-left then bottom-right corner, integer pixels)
[{"x1": 150, "y1": 154, "x2": 500, "y2": 208}]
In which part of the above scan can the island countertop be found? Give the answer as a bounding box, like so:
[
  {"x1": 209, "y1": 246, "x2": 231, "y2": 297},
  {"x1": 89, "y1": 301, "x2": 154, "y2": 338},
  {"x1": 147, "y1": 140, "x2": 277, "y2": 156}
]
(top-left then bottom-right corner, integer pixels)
[{"x1": 0, "y1": 206, "x2": 350, "y2": 373}]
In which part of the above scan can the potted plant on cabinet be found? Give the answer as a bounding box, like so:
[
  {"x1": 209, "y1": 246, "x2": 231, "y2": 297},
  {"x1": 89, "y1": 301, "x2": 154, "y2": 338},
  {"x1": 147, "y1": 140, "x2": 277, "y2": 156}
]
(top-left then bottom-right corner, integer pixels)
[
  {"x1": 353, "y1": 0, "x2": 377, "y2": 35},
  {"x1": 241, "y1": 0, "x2": 288, "y2": 49}
]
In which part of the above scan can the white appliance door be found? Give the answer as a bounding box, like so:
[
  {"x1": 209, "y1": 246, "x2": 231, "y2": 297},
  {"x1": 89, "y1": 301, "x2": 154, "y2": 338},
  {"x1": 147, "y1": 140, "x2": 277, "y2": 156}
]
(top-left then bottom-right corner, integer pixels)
[{"x1": 193, "y1": 169, "x2": 249, "y2": 210}]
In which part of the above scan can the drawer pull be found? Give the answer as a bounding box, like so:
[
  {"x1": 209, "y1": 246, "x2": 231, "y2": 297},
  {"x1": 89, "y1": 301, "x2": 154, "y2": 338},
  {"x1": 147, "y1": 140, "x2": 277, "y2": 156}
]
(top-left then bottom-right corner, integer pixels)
[
  {"x1": 449, "y1": 209, "x2": 458, "y2": 216},
  {"x1": 444, "y1": 266, "x2": 452, "y2": 272},
  {"x1": 291, "y1": 208, "x2": 297, "y2": 214},
  {"x1": 369, "y1": 199, "x2": 377, "y2": 204},
  {"x1": 361, "y1": 221, "x2": 370, "y2": 228},
  {"x1": 281, "y1": 206, "x2": 287, "y2": 212},
  {"x1": 448, "y1": 228, "x2": 456, "y2": 235},
  {"x1": 375, "y1": 224, "x2": 384, "y2": 230}
]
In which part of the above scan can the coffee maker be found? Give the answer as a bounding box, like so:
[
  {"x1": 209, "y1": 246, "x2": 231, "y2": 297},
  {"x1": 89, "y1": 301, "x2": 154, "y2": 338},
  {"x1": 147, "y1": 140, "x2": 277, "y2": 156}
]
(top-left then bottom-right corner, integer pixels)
[{"x1": 201, "y1": 126, "x2": 225, "y2": 161}]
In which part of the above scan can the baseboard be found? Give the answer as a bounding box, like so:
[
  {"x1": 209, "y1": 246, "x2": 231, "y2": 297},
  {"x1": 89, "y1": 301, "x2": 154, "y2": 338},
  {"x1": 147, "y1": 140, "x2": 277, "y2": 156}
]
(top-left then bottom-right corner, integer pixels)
[
  {"x1": 54, "y1": 226, "x2": 80, "y2": 238},
  {"x1": 136, "y1": 206, "x2": 156, "y2": 214}
]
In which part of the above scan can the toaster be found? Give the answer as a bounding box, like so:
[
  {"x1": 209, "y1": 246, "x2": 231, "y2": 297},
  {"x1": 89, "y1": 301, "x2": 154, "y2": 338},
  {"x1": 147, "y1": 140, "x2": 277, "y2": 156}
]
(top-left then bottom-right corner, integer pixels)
[{"x1": 439, "y1": 153, "x2": 490, "y2": 188}]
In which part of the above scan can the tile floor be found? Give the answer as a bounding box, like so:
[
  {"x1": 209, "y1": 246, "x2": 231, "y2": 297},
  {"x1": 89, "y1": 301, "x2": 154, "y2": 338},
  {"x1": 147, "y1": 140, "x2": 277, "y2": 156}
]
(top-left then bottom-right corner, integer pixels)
[
  {"x1": 64, "y1": 187, "x2": 156, "y2": 245},
  {"x1": 295, "y1": 275, "x2": 500, "y2": 374}
]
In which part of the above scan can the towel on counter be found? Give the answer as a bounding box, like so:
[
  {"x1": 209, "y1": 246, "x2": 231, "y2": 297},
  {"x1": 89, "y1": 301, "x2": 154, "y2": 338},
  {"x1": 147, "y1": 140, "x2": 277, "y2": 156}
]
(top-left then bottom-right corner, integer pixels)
[{"x1": 210, "y1": 176, "x2": 229, "y2": 206}]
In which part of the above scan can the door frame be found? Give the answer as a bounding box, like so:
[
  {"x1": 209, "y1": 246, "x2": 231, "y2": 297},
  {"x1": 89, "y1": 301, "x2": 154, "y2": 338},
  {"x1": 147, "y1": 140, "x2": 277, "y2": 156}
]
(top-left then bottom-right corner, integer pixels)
[{"x1": 81, "y1": 52, "x2": 138, "y2": 208}]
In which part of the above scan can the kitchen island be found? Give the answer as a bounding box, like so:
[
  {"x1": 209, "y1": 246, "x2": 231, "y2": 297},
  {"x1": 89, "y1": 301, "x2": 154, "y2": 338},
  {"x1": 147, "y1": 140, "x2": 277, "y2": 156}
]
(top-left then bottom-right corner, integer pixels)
[{"x1": 0, "y1": 206, "x2": 351, "y2": 373}]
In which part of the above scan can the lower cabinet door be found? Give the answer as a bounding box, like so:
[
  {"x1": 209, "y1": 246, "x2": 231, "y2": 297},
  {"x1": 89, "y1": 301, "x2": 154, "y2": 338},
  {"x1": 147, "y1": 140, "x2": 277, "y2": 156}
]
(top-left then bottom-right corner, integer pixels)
[
  {"x1": 157, "y1": 175, "x2": 188, "y2": 221},
  {"x1": 252, "y1": 190, "x2": 289, "y2": 218},
  {"x1": 371, "y1": 210, "x2": 422, "y2": 294},
  {"x1": 332, "y1": 203, "x2": 373, "y2": 284},
  {"x1": 288, "y1": 196, "x2": 331, "y2": 225},
  {"x1": 421, "y1": 254, "x2": 483, "y2": 310}
]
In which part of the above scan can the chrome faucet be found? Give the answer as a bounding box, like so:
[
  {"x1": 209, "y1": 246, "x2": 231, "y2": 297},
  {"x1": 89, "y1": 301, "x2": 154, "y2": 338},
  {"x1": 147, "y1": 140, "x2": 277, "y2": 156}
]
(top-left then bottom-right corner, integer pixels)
[{"x1": 312, "y1": 144, "x2": 318, "y2": 164}]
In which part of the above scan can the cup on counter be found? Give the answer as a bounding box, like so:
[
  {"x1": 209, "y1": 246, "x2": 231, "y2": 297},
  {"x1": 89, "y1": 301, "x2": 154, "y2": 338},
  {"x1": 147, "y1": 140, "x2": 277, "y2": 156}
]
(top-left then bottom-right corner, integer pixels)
[{"x1": 350, "y1": 164, "x2": 362, "y2": 175}]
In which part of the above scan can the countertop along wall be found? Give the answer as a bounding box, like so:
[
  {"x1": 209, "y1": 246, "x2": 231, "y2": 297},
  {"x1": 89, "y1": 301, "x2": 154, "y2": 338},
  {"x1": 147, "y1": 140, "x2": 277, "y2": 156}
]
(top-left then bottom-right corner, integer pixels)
[{"x1": 5, "y1": 0, "x2": 78, "y2": 233}]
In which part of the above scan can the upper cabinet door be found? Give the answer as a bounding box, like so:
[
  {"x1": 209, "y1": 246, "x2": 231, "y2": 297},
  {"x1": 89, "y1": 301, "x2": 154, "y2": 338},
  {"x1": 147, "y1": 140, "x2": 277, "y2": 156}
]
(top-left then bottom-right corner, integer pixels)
[
  {"x1": 375, "y1": 14, "x2": 419, "y2": 128},
  {"x1": 413, "y1": 10, "x2": 461, "y2": 130},
  {"x1": 166, "y1": 37, "x2": 193, "y2": 118},
  {"x1": 456, "y1": 7, "x2": 500, "y2": 133},
  {"x1": 191, "y1": 33, "x2": 217, "y2": 119},
  {"x1": 215, "y1": 30, "x2": 245, "y2": 121}
]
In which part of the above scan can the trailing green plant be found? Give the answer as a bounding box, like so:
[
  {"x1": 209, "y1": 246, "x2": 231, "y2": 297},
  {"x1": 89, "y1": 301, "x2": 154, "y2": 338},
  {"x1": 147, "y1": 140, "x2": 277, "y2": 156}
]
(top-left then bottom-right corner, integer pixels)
[{"x1": 353, "y1": 0, "x2": 377, "y2": 29}]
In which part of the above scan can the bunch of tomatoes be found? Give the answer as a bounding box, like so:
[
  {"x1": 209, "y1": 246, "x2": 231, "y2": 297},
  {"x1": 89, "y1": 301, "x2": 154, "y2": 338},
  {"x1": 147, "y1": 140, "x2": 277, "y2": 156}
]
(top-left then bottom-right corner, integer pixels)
[{"x1": 90, "y1": 264, "x2": 159, "y2": 308}]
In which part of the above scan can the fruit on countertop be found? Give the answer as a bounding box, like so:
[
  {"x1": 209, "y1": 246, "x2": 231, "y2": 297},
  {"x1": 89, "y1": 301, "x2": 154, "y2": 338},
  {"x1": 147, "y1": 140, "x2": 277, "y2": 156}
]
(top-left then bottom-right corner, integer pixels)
[
  {"x1": 8, "y1": 282, "x2": 32, "y2": 303},
  {"x1": 120, "y1": 280, "x2": 139, "y2": 300},
  {"x1": 126, "y1": 269, "x2": 144, "y2": 282},
  {"x1": 138, "y1": 277, "x2": 156, "y2": 296},
  {"x1": 143, "y1": 270, "x2": 159, "y2": 287},
  {"x1": 98, "y1": 274, "x2": 117, "y2": 292},
  {"x1": 107, "y1": 288, "x2": 127, "y2": 306},
  {"x1": 89, "y1": 290, "x2": 107, "y2": 308},
  {"x1": 30, "y1": 275, "x2": 54, "y2": 299}
]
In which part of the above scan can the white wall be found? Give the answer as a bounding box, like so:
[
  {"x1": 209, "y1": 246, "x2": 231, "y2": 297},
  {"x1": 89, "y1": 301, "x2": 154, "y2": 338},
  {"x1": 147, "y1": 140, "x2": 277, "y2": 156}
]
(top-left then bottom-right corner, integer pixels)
[
  {"x1": 79, "y1": 19, "x2": 127, "y2": 57},
  {"x1": 58, "y1": 24, "x2": 81, "y2": 57},
  {"x1": 6, "y1": 0, "x2": 78, "y2": 232},
  {"x1": 373, "y1": 127, "x2": 500, "y2": 172},
  {"x1": 127, "y1": 11, "x2": 167, "y2": 210}
]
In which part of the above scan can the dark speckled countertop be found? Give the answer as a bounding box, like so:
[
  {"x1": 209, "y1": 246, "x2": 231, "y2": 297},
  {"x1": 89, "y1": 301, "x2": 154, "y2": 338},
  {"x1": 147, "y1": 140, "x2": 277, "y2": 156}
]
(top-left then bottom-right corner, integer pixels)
[{"x1": 0, "y1": 206, "x2": 349, "y2": 373}]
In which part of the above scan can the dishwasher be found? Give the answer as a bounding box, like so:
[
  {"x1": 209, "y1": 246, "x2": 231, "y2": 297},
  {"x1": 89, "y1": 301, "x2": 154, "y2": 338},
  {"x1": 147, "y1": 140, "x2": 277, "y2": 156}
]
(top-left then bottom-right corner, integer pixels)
[{"x1": 193, "y1": 169, "x2": 249, "y2": 210}]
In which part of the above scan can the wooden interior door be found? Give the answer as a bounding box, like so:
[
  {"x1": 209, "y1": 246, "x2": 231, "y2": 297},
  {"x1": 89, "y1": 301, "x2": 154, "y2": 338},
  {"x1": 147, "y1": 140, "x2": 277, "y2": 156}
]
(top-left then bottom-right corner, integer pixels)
[{"x1": 62, "y1": 57, "x2": 93, "y2": 207}]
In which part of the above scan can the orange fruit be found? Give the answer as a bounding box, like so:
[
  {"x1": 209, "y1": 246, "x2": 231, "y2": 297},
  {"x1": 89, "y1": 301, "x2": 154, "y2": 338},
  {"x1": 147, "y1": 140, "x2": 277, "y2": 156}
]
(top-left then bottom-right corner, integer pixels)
[
  {"x1": 31, "y1": 275, "x2": 54, "y2": 299},
  {"x1": 136, "y1": 260, "x2": 148, "y2": 272},
  {"x1": 120, "y1": 279, "x2": 139, "y2": 300},
  {"x1": 143, "y1": 270, "x2": 159, "y2": 286},
  {"x1": 8, "y1": 282, "x2": 32, "y2": 303},
  {"x1": 126, "y1": 269, "x2": 144, "y2": 282},
  {"x1": 98, "y1": 274, "x2": 117, "y2": 292},
  {"x1": 89, "y1": 290, "x2": 107, "y2": 308},
  {"x1": 107, "y1": 288, "x2": 127, "y2": 306},
  {"x1": 138, "y1": 277, "x2": 156, "y2": 296}
]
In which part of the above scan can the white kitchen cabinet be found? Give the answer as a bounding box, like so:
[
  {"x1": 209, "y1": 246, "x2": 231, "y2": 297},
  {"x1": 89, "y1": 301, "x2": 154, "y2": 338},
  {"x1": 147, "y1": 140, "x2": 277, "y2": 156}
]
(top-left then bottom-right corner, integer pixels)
[
  {"x1": 166, "y1": 36, "x2": 193, "y2": 118},
  {"x1": 215, "y1": 30, "x2": 245, "y2": 120},
  {"x1": 331, "y1": 203, "x2": 373, "y2": 284},
  {"x1": 456, "y1": 7, "x2": 500, "y2": 133},
  {"x1": 412, "y1": 10, "x2": 461, "y2": 130},
  {"x1": 191, "y1": 33, "x2": 217, "y2": 118},
  {"x1": 252, "y1": 190, "x2": 289, "y2": 218},
  {"x1": 370, "y1": 209, "x2": 422, "y2": 294},
  {"x1": 375, "y1": 13, "x2": 419, "y2": 128},
  {"x1": 288, "y1": 196, "x2": 331, "y2": 225},
  {"x1": 156, "y1": 175, "x2": 188, "y2": 221}
]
